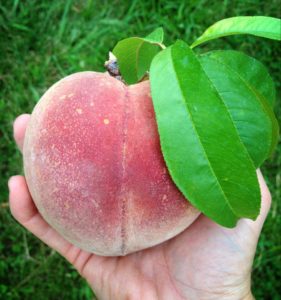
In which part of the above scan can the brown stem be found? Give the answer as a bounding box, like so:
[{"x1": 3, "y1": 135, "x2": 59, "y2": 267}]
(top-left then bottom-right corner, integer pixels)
[{"x1": 104, "y1": 52, "x2": 123, "y2": 82}]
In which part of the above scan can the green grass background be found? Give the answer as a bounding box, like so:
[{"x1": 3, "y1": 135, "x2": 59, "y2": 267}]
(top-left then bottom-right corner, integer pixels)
[{"x1": 0, "y1": 0, "x2": 280, "y2": 299}]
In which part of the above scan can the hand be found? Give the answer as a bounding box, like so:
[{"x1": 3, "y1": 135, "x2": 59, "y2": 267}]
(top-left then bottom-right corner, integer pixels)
[{"x1": 9, "y1": 114, "x2": 271, "y2": 300}]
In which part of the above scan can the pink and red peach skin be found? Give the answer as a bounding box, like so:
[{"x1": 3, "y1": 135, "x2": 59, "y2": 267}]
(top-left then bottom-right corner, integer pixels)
[{"x1": 23, "y1": 72, "x2": 200, "y2": 256}]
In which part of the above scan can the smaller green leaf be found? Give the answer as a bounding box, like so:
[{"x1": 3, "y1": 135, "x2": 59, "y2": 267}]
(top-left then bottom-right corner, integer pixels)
[
  {"x1": 112, "y1": 28, "x2": 165, "y2": 84},
  {"x1": 200, "y1": 50, "x2": 279, "y2": 167},
  {"x1": 203, "y1": 51, "x2": 276, "y2": 108},
  {"x1": 191, "y1": 16, "x2": 281, "y2": 48},
  {"x1": 144, "y1": 27, "x2": 164, "y2": 44}
]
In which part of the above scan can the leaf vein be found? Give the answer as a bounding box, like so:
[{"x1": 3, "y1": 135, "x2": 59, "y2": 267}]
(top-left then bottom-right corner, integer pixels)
[{"x1": 169, "y1": 48, "x2": 238, "y2": 217}]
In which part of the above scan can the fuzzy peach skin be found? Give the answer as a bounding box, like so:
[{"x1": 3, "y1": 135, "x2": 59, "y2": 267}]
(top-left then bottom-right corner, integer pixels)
[{"x1": 23, "y1": 72, "x2": 200, "y2": 256}]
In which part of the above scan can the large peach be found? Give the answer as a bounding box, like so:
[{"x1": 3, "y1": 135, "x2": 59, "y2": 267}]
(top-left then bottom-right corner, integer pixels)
[{"x1": 23, "y1": 72, "x2": 200, "y2": 256}]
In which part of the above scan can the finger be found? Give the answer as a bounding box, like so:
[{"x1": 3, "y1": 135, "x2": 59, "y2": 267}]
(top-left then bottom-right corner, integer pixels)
[
  {"x1": 13, "y1": 114, "x2": 30, "y2": 153},
  {"x1": 243, "y1": 169, "x2": 271, "y2": 233},
  {"x1": 8, "y1": 175, "x2": 94, "y2": 273},
  {"x1": 9, "y1": 175, "x2": 71, "y2": 253},
  {"x1": 255, "y1": 169, "x2": 271, "y2": 224}
]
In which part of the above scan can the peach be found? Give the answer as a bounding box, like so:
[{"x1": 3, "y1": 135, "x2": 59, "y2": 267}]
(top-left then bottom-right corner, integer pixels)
[{"x1": 23, "y1": 72, "x2": 200, "y2": 256}]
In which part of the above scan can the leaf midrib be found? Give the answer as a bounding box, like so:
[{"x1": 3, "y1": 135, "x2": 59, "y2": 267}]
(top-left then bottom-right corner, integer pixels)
[
  {"x1": 168, "y1": 47, "x2": 238, "y2": 218},
  {"x1": 200, "y1": 53, "x2": 262, "y2": 200},
  {"x1": 193, "y1": 31, "x2": 279, "y2": 47},
  {"x1": 135, "y1": 40, "x2": 144, "y2": 81},
  {"x1": 196, "y1": 55, "x2": 258, "y2": 200}
]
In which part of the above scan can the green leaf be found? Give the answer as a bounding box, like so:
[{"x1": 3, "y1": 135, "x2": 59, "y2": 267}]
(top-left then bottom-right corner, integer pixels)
[
  {"x1": 199, "y1": 50, "x2": 279, "y2": 167},
  {"x1": 150, "y1": 40, "x2": 261, "y2": 227},
  {"x1": 144, "y1": 27, "x2": 164, "y2": 43},
  {"x1": 112, "y1": 28, "x2": 164, "y2": 84},
  {"x1": 191, "y1": 16, "x2": 281, "y2": 48},
  {"x1": 113, "y1": 37, "x2": 160, "y2": 84},
  {"x1": 204, "y1": 51, "x2": 275, "y2": 107}
]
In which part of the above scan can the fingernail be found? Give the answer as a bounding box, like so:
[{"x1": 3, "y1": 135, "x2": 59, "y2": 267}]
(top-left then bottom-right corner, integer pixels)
[
  {"x1": 13, "y1": 115, "x2": 20, "y2": 128},
  {"x1": 8, "y1": 176, "x2": 17, "y2": 190}
]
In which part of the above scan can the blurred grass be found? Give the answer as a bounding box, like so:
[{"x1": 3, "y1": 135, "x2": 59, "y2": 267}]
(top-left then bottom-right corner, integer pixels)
[{"x1": 0, "y1": 0, "x2": 280, "y2": 299}]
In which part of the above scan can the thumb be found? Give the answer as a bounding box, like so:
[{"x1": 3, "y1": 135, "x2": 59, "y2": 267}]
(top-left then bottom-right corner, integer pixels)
[{"x1": 244, "y1": 169, "x2": 272, "y2": 234}]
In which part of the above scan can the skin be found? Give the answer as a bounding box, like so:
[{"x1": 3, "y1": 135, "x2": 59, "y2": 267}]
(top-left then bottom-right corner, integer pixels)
[{"x1": 9, "y1": 114, "x2": 271, "y2": 300}]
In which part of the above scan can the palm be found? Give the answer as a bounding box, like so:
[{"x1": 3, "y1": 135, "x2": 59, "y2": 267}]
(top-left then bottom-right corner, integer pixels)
[{"x1": 10, "y1": 115, "x2": 270, "y2": 300}]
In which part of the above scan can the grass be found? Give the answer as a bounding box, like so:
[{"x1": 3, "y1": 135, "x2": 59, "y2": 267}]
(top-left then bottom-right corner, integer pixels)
[{"x1": 0, "y1": 0, "x2": 280, "y2": 299}]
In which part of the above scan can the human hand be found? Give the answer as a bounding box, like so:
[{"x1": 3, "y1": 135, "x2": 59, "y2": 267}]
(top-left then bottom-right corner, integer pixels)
[{"x1": 9, "y1": 114, "x2": 271, "y2": 300}]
